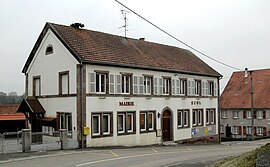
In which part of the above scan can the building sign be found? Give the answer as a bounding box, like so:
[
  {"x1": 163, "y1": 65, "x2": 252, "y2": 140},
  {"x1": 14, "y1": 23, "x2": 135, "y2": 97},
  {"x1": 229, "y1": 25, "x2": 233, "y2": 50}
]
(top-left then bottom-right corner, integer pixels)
[
  {"x1": 191, "y1": 101, "x2": 202, "y2": 105},
  {"x1": 119, "y1": 102, "x2": 135, "y2": 106}
]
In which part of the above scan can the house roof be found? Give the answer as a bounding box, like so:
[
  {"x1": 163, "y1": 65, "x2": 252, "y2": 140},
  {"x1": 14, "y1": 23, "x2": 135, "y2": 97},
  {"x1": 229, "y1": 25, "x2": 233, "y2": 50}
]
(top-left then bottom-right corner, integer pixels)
[
  {"x1": 23, "y1": 22, "x2": 221, "y2": 77},
  {"x1": 17, "y1": 98, "x2": 46, "y2": 114},
  {"x1": 220, "y1": 68, "x2": 270, "y2": 109},
  {"x1": 0, "y1": 104, "x2": 25, "y2": 121}
]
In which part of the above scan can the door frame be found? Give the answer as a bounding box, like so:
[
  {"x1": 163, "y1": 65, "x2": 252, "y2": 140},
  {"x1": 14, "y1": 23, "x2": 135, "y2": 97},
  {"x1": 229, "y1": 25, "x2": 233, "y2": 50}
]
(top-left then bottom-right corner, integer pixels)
[{"x1": 161, "y1": 107, "x2": 173, "y2": 141}]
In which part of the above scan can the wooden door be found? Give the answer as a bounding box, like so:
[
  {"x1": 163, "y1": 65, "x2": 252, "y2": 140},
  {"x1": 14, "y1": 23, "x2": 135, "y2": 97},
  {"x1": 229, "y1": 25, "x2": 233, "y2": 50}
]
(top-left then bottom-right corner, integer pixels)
[{"x1": 162, "y1": 110, "x2": 172, "y2": 141}]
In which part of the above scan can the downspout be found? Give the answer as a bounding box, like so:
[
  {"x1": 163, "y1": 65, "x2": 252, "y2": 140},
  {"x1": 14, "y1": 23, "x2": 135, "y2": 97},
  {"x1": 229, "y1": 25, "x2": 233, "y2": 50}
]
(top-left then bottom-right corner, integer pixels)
[
  {"x1": 218, "y1": 76, "x2": 222, "y2": 143},
  {"x1": 80, "y1": 61, "x2": 84, "y2": 149}
]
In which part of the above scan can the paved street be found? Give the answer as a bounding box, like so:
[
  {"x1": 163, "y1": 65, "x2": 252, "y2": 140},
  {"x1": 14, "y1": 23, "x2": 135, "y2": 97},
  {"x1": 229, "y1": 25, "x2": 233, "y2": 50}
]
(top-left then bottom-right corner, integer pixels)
[{"x1": 1, "y1": 139, "x2": 269, "y2": 167}]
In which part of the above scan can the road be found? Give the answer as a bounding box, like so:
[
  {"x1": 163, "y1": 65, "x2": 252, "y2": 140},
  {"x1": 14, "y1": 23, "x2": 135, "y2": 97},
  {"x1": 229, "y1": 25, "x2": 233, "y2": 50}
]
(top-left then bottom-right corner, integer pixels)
[{"x1": 1, "y1": 139, "x2": 269, "y2": 167}]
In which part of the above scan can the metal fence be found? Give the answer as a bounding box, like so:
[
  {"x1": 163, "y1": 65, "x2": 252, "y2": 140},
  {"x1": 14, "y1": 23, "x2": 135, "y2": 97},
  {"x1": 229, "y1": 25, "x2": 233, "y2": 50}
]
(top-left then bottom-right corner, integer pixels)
[{"x1": 0, "y1": 130, "x2": 79, "y2": 154}]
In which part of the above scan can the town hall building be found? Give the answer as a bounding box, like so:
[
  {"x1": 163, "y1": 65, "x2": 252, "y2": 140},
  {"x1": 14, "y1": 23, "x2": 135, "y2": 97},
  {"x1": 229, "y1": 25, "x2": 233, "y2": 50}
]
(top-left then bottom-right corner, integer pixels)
[{"x1": 18, "y1": 22, "x2": 222, "y2": 148}]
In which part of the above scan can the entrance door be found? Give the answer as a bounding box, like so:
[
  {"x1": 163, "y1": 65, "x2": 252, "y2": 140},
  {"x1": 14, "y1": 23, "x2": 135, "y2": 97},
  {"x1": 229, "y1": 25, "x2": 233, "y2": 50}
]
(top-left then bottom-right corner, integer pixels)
[{"x1": 162, "y1": 110, "x2": 172, "y2": 141}]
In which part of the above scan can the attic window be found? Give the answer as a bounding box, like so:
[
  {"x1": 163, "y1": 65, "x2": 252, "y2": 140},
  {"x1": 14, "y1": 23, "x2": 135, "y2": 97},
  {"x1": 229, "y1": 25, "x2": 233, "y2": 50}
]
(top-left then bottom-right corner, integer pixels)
[{"x1": 45, "y1": 45, "x2": 53, "y2": 55}]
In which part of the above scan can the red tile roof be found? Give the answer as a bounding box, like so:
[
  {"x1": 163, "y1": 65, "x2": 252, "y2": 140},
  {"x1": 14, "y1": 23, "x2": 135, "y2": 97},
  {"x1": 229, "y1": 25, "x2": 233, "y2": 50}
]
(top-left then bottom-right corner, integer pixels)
[
  {"x1": 220, "y1": 68, "x2": 270, "y2": 109},
  {"x1": 23, "y1": 23, "x2": 221, "y2": 77},
  {"x1": 0, "y1": 104, "x2": 26, "y2": 120}
]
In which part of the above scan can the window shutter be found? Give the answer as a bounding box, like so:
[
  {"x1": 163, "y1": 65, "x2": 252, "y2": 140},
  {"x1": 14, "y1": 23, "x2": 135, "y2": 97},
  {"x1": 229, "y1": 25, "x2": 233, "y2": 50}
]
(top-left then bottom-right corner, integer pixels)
[
  {"x1": 243, "y1": 111, "x2": 246, "y2": 119},
  {"x1": 214, "y1": 82, "x2": 217, "y2": 96},
  {"x1": 109, "y1": 74, "x2": 115, "y2": 94},
  {"x1": 176, "y1": 79, "x2": 180, "y2": 95},
  {"x1": 139, "y1": 76, "x2": 144, "y2": 94},
  {"x1": 243, "y1": 126, "x2": 246, "y2": 135},
  {"x1": 254, "y1": 111, "x2": 257, "y2": 119},
  {"x1": 89, "y1": 73, "x2": 96, "y2": 93},
  {"x1": 206, "y1": 82, "x2": 209, "y2": 96},
  {"x1": 187, "y1": 80, "x2": 191, "y2": 95},
  {"x1": 263, "y1": 127, "x2": 267, "y2": 136},
  {"x1": 191, "y1": 80, "x2": 195, "y2": 95},
  {"x1": 133, "y1": 76, "x2": 138, "y2": 94},
  {"x1": 154, "y1": 78, "x2": 158, "y2": 95},
  {"x1": 254, "y1": 127, "x2": 257, "y2": 136},
  {"x1": 159, "y1": 78, "x2": 163, "y2": 95},
  {"x1": 172, "y1": 79, "x2": 176, "y2": 95},
  {"x1": 116, "y1": 74, "x2": 122, "y2": 94},
  {"x1": 202, "y1": 82, "x2": 205, "y2": 96},
  {"x1": 238, "y1": 126, "x2": 242, "y2": 135},
  {"x1": 263, "y1": 111, "x2": 266, "y2": 119}
]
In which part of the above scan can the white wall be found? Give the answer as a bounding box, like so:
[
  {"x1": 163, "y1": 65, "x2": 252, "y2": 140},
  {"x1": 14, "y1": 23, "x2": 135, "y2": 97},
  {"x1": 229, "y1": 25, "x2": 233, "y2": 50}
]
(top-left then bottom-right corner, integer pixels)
[{"x1": 27, "y1": 29, "x2": 78, "y2": 96}]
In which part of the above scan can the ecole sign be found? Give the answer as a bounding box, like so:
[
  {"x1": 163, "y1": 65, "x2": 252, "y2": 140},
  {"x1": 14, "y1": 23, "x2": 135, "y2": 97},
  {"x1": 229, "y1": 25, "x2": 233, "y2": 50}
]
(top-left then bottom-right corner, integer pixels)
[{"x1": 119, "y1": 102, "x2": 135, "y2": 106}]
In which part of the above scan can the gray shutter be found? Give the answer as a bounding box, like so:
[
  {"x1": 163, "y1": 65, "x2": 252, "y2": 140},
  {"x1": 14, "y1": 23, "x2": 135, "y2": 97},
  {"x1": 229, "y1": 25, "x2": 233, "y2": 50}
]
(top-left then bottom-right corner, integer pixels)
[
  {"x1": 159, "y1": 78, "x2": 163, "y2": 95},
  {"x1": 89, "y1": 73, "x2": 96, "y2": 93},
  {"x1": 116, "y1": 74, "x2": 122, "y2": 94},
  {"x1": 133, "y1": 76, "x2": 138, "y2": 94},
  {"x1": 192, "y1": 80, "x2": 195, "y2": 95},
  {"x1": 154, "y1": 78, "x2": 158, "y2": 95},
  {"x1": 187, "y1": 80, "x2": 191, "y2": 95},
  {"x1": 172, "y1": 79, "x2": 176, "y2": 95},
  {"x1": 109, "y1": 74, "x2": 115, "y2": 94},
  {"x1": 139, "y1": 76, "x2": 144, "y2": 94},
  {"x1": 206, "y1": 82, "x2": 209, "y2": 96},
  {"x1": 214, "y1": 82, "x2": 217, "y2": 96},
  {"x1": 202, "y1": 82, "x2": 205, "y2": 96},
  {"x1": 176, "y1": 79, "x2": 180, "y2": 95}
]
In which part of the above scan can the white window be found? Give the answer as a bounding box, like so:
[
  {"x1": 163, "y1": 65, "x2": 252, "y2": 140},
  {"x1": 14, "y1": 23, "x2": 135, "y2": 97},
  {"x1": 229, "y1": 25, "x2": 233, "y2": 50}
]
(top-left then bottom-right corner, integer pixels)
[
  {"x1": 210, "y1": 110, "x2": 215, "y2": 124},
  {"x1": 59, "y1": 71, "x2": 69, "y2": 95},
  {"x1": 118, "y1": 112, "x2": 136, "y2": 134},
  {"x1": 180, "y1": 79, "x2": 187, "y2": 95},
  {"x1": 58, "y1": 112, "x2": 72, "y2": 136},
  {"x1": 233, "y1": 111, "x2": 239, "y2": 118},
  {"x1": 206, "y1": 110, "x2": 210, "y2": 124},
  {"x1": 221, "y1": 110, "x2": 227, "y2": 118},
  {"x1": 163, "y1": 78, "x2": 170, "y2": 95},
  {"x1": 183, "y1": 110, "x2": 189, "y2": 127},
  {"x1": 140, "y1": 111, "x2": 155, "y2": 132},
  {"x1": 208, "y1": 81, "x2": 214, "y2": 96},
  {"x1": 45, "y1": 44, "x2": 53, "y2": 55},
  {"x1": 257, "y1": 127, "x2": 263, "y2": 136},
  {"x1": 96, "y1": 73, "x2": 106, "y2": 93},
  {"x1": 33, "y1": 76, "x2": 41, "y2": 96},
  {"x1": 122, "y1": 75, "x2": 131, "y2": 94},
  {"x1": 232, "y1": 126, "x2": 238, "y2": 134},
  {"x1": 247, "y1": 111, "x2": 252, "y2": 118},
  {"x1": 92, "y1": 113, "x2": 112, "y2": 137},
  {"x1": 177, "y1": 111, "x2": 183, "y2": 128},
  {"x1": 118, "y1": 114, "x2": 125, "y2": 134},
  {"x1": 257, "y1": 111, "x2": 263, "y2": 119},
  {"x1": 92, "y1": 115, "x2": 100, "y2": 136},
  {"x1": 144, "y1": 76, "x2": 152, "y2": 95},
  {"x1": 198, "y1": 110, "x2": 203, "y2": 126},
  {"x1": 195, "y1": 80, "x2": 201, "y2": 96},
  {"x1": 247, "y1": 126, "x2": 252, "y2": 135},
  {"x1": 192, "y1": 110, "x2": 197, "y2": 126}
]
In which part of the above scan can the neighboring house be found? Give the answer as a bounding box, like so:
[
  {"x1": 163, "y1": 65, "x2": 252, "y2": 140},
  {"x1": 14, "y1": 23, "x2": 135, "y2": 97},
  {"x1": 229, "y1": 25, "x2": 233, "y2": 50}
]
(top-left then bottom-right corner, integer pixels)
[
  {"x1": 18, "y1": 22, "x2": 222, "y2": 148},
  {"x1": 220, "y1": 68, "x2": 270, "y2": 139},
  {"x1": 0, "y1": 104, "x2": 26, "y2": 133}
]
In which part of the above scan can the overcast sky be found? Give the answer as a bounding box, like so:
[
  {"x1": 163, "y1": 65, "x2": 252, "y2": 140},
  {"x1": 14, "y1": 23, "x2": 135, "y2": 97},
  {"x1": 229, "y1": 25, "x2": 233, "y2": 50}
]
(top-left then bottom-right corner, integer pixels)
[{"x1": 1, "y1": 0, "x2": 270, "y2": 95}]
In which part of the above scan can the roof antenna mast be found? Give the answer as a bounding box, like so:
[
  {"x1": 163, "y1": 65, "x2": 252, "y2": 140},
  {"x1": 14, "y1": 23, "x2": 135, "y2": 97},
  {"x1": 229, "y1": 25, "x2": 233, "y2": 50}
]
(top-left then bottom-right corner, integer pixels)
[{"x1": 119, "y1": 9, "x2": 129, "y2": 38}]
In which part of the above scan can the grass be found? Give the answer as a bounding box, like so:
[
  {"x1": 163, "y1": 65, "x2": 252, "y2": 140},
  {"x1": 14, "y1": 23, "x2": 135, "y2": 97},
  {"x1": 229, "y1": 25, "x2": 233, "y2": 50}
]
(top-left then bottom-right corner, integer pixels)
[{"x1": 214, "y1": 143, "x2": 270, "y2": 167}]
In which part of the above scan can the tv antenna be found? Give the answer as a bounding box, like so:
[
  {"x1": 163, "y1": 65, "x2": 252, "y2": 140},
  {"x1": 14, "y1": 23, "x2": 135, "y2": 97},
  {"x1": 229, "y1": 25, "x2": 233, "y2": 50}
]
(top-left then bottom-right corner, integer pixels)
[{"x1": 119, "y1": 9, "x2": 129, "y2": 37}]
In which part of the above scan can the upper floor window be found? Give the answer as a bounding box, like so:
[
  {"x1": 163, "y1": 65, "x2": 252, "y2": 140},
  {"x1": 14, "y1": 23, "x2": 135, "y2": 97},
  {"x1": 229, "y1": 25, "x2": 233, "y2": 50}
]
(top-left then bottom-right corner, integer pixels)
[
  {"x1": 257, "y1": 111, "x2": 263, "y2": 119},
  {"x1": 163, "y1": 77, "x2": 171, "y2": 95},
  {"x1": 233, "y1": 111, "x2": 239, "y2": 119},
  {"x1": 59, "y1": 71, "x2": 69, "y2": 95},
  {"x1": 208, "y1": 81, "x2": 214, "y2": 96},
  {"x1": 45, "y1": 45, "x2": 53, "y2": 55},
  {"x1": 121, "y1": 74, "x2": 131, "y2": 94},
  {"x1": 180, "y1": 79, "x2": 187, "y2": 95},
  {"x1": 33, "y1": 76, "x2": 41, "y2": 97},
  {"x1": 144, "y1": 76, "x2": 153, "y2": 95},
  {"x1": 89, "y1": 71, "x2": 108, "y2": 94},
  {"x1": 247, "y1": 111, "x2": 252, "y2": 118},
  {"x1": 221, "y1": 110, "x2": 227, "y2": 118},
  {"x1": 195, "y1": 80, "x2": 201, "y2": 96}
]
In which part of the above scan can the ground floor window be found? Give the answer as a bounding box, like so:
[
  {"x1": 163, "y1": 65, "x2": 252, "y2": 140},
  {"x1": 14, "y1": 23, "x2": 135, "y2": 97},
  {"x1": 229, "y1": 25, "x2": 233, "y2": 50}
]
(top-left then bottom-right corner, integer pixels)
[
  {"x1": 177, "y1": 109, "x2": 189, "y2": 128},
  {"x1": 57, "y1": 112, "x2": 72, "y2": 136},
  {"x1": 257, "y1": 126, "x2": 263, "y2": 136},
  {"x1": 92, "y1": 112, "x2": 113, "y2": 137},
  {"x1": 140, "y1": 111, "x2": 156, "y2": 132},
  {"x1": 232, "y1": 126, "x2": 238, "y2": 134},
  {"x1": 117, "y1": 111, "x2": 136, "y2": 135},
  {"x1": 220, "y1": 125, "x2": 224, "y2": 133},
  {"x1": 247, "y1": 126, "x2": 252, "y2": 135},
  {"x1": 206, "y1": 109, "x2": 215, "y2": 125},
  {"x1": 42, "y1": 126, "x2": 54, "y2": 135},
  {"x1": 192, "y1": 109, "x2": 203, "y2": 127}
]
